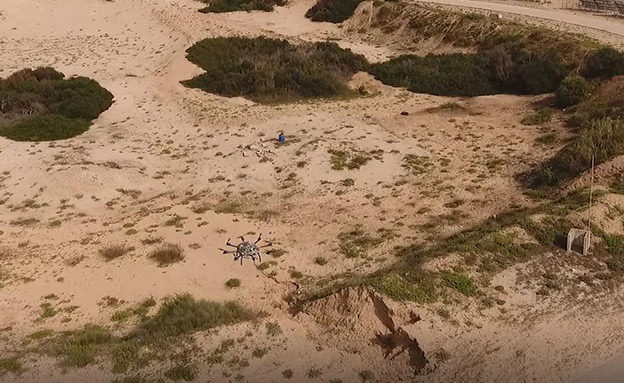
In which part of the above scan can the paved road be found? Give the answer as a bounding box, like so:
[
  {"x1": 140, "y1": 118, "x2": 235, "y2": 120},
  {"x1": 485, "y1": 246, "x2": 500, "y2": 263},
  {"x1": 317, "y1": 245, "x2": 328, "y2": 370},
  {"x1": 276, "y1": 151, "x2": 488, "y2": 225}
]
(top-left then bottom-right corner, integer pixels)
[{"x1": 416, "y1": 0, "x2": 624, "y2": 37}]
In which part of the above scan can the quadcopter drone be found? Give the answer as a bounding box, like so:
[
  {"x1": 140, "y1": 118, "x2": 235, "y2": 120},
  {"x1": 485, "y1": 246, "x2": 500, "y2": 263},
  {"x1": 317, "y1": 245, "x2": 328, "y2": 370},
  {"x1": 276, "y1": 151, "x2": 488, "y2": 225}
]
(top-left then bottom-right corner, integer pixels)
[{"x1": 220, "y1": 234, "x2": 272, "y2": 265}]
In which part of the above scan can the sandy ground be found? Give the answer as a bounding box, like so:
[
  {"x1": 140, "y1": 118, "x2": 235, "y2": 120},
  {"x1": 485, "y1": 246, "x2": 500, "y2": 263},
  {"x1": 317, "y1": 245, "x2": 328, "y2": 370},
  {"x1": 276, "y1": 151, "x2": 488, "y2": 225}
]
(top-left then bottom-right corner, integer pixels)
[{"x1": 2, "y1": 0, "x2": 624, "y2": 382}]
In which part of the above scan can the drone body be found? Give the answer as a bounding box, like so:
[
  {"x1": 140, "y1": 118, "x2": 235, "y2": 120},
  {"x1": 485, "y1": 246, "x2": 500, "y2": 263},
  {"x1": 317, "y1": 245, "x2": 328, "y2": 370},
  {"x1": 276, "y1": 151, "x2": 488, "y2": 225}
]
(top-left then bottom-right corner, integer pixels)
[{"x1": 221, "y1": 234, "x2": 271, "y2": 265}]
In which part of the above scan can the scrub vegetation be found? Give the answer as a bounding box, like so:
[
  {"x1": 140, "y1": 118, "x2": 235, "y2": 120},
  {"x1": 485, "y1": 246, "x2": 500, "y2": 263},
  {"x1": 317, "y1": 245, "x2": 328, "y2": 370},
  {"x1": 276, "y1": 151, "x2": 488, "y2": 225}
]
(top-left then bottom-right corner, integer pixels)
[{"x1": 0, "y1": 67, "x2": 113, "y2": 141}]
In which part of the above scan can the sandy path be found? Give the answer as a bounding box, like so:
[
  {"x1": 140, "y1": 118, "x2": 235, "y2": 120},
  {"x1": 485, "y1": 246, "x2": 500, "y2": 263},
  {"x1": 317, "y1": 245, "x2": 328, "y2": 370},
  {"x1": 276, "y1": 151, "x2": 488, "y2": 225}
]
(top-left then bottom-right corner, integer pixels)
[{"x1": 414, "y1": 0, "x2": 624, "y2": 37}]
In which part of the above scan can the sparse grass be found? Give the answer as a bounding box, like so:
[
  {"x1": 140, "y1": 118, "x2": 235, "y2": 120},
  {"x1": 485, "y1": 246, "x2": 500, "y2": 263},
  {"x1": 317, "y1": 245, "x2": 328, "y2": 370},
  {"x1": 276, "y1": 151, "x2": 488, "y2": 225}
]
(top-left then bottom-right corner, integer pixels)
[
  {"x1": 99, "y1": 244, "x2": 132, "y2": 261},
  {"x1": 110, "y1": 340, "x2": 141, "y2": 373},
  {"x1": 111, "y1": 309, "x2": 134, "y2": 323},
  {"x1": 29, "y1": 329, "x2": 54, "y2": 340},
  {"x1": 164, "y1": 364, "x2": 197, "y2": 381},
  {"x1": 442, "y1": 271, "x2": 477, "y2": 296},
  {"x1": 0, "y1": 356, "x2": 23, "y2": 375},
  {"x1": 282, "y1": 369, "x2": 294, "y2": 379},
  {"x1": 57, "y1": 324, "x2": 113, "y2": 367},
  {"x1": 521, "y1": 108, "x2": 554, "y2": 125},
  {"x1": 10, "y1": 217, "x2": 39, "y2": 226},
  {"x1": 149, "y1": 243, "x2": 185, "y2": 266},
  {"x1": 41, "y1": 303, "x2": 56, "y2": 318},
  {"x1": 225, "y1": 278, "x2": 242, "y2": 288},
  {"x1": 266, "y1": 321, "x2": 282, "y2": 336},
  {"x1": 369, "y1": 271, "x2": 437, "y2": 303},
  {"x1": 338, "y1": 228, "x2": 382, "y2": 258},
  {"x1": 129, "y1": 293, "x2": 256, "y2": 341},
  {"x1": 307, "y1": 367, "x2": 323, "y2": 378},
  {"x1": 536, "y1": 132, "x2": 558, "y2": 144},
  {"x1": 183, "y1": 37, "x2": 367, "y2": 103},
  {"x1": 359, "y1": 370, "x2": 375, "y2": 382},
  {"x1": 439, "y1": 101, "x2": 464, "y2": 110},
  {"x1": 328, "y1": 149, "x2": 370, "y2": 170},
  {"x1": 164, "y1": 215, "x2": 186, "y2": 228},
  {"x1": 402, "y1": 154, "x2": 432, "y2": 175},
  {"x1": 251, "y1": 347, "x2": 268, "y2": 358}
]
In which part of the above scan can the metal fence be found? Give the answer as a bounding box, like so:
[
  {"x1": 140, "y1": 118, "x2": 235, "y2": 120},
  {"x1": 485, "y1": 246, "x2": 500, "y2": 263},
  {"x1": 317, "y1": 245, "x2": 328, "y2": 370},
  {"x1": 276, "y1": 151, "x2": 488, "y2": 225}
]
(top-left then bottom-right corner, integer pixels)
[{"x1": 574, "y1": 0, "x2": 624, "y2": 15}]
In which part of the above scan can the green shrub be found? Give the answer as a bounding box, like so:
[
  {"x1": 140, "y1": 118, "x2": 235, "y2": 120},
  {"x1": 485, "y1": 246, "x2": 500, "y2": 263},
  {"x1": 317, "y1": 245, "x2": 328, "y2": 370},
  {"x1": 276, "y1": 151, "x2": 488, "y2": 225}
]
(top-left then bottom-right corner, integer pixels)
[
  {"x1": 198, "y1": 0, "x2": 284, "y2": 13},
  {"x1": 371, "y1": 49, "x2": 566, "y2": 97},
  {"x1": 225, "y1": 278, "x2": 241, "y2": 288},
  {"x1": 583, "y1": 47, "x2": 624, "y2": 79},
  {"x1": 57, "y1": 324, "x2": 113, "y2": 367},
  {"x1": 529, "y1": 118, "x2": 624, "y2": 187},
  {"x1": 164, "y1": 364, "x2": 197, "y2": 381},
  {"x1": 305, "y1": 0, "x2": 364, "y2": 23},
  {"x1": 556, "y1": 75, "x2": 592, "y2": 107},
  {"x1": 370, "y1": 53, "x2": 496, "y2": 97},
  {"x1": 0, "y1": 67, "x2": 112, "y2": 141},
  {"x1": 0, "y1": 356, "x2": 23, "y2": 375},
  {"x1": 0, "y1": 114, "x2": 89, "y2": 142},
  {"x1": 130, "y1": 293, "x2": 256, "y2": 341},
  {"x1": 521, "y1": 107, "x2": 554, "y2": 125},
  {"x1": 442, "y1": 271, "x2": 477, "y2": 296},
  {"x1": 182, "y1": 37, "x2": 367, "y2": 103}
]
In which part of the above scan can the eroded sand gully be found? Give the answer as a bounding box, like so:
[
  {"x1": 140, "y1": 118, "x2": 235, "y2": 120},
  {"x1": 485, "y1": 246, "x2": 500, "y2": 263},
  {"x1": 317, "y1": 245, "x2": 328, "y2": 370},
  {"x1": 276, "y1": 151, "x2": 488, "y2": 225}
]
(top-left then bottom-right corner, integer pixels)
[{"x1": 2, "y1": 0, "x2": 624, "y2": 382}]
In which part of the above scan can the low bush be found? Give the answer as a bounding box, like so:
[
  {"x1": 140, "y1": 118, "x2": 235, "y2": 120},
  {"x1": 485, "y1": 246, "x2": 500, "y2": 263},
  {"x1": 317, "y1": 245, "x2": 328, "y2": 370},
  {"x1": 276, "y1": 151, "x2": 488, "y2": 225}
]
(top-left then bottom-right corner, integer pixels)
[
  {"x1": 130, "y1": 293, "x2": 256, "y2": 341},
  {"x1": 583, "y1": 47, "x2": 624, "y2": 79},
  {"x1": 305, "y1": 0, "x2": 365, "y2": 23},
  {"x1": 528, "y1": 118, "x2": 624, "y2": 187},
  {"x1": 0, "y1": 67, "x2": 112, "y2": 141},
  {"x1": 570, "y1": 75, "x2": 624, "y2": 128},
  {"x1": 521, "y1": 108, "x2": 554, "y2": 125},
  {"x1": 370, "y1": 48, "x2": 567, "y2": 97},
  {"x1": 198, "y1": 0, "x2": 284, "y2": 13},
  {"x1": 0, "y1": 114, "x2": 89, "y2": 142},
  {"x1": 149, "y1": 243, "x2": 185, "y2": 266},
  {"x1": 225, "y1": 278, "x2": 241, "y2": 288},
  {"x1": 182, "y1": 37, "x2": 367, "y2": 103},
  {"x1": 57, "y1": 324, "x2": 113, "y2": 367},
  {"x1": 370, "y1": 53, "x2": 496, "y2": 97},
  {"x1": 556, "y1": 75, "x2": 592, "y2": 107}
]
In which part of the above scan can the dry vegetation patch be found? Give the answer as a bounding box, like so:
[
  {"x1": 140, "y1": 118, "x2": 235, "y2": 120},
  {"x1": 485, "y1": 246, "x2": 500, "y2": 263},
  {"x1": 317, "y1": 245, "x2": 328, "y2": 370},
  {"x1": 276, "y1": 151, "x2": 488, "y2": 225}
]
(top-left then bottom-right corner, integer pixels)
[{"x1": 149, "y1": 243, "x2": 185, "y2": 266}]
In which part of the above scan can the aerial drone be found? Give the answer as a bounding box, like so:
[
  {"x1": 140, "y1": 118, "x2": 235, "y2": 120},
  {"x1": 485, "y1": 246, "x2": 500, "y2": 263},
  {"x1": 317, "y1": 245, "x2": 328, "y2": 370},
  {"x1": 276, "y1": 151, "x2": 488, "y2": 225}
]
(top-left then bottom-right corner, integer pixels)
[{"x1": 220, "y1": 234, "x2": 272, "y2": 265}]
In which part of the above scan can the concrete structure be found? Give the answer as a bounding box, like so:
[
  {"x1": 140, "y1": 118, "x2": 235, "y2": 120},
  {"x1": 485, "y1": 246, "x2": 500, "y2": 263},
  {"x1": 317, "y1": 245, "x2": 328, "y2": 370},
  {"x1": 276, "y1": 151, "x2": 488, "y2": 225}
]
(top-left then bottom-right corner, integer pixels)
[{"x1": 567, "y1": 228, "x2": 591, "y2": 255}]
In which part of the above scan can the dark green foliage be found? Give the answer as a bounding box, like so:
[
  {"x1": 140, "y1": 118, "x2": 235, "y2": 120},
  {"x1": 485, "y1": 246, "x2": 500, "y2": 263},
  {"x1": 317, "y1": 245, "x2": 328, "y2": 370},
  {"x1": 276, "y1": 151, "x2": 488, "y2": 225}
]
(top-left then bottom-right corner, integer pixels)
[
  {"x1": 130, "y1": 293, "x2": 256, "y2": 341},
  {"x1": 556, "y1": 75, "x2": 592, "y2": 107},
  {"x1": 528, "y1": 118, "x2": 624, "y2": 187},
  {"x1": 305, "y1": 0, "x2": 364, "y2": 23},
  {"x1": 183, "y1": 37, "x2": 367, "y2": 103},
  {"x1": 370, "y1": 48, "x2": 566, "y2": 97},
  {"x1": 369, "y1": 54, "x2": 496, "y2": 97},
  {"x1": 0, "y1": 67, "x2": 112, "y2": 141},
  {"x1": 583, "y1": 47, "x2": 624, "y2": 79},
  {"x1": 0, "y1": 114, "x2": 89, "y2": 142},
  {"x1": 198, "y1": 0, "x2": 284, "y2": 13}
]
